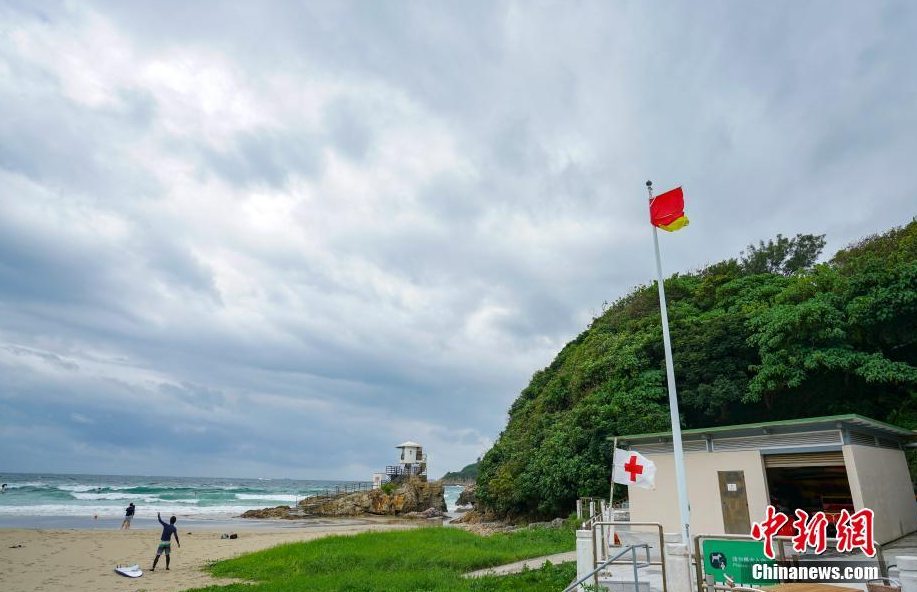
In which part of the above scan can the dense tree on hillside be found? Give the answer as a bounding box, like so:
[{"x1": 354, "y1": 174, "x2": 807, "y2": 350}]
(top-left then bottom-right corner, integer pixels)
[
  {"x1": 476, "y1": 220, "x2": 917, "y2": 519},
  {"x1": 740, "y1": 233, "x2": 826, "y2": 276},
  {"x1": 441, "y1": 462, "x2": 480, "y2": 482}
]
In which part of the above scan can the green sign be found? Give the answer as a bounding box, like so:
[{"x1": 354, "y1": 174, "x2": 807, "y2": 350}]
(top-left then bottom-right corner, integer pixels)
[{"x1": 701, "y1": 539, "x2": 777, "y2": 585}]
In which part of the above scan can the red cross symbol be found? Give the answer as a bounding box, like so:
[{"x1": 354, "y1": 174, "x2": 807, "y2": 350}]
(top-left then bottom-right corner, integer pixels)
[{"x1": 623, "y1": 455, "x2": 644, "y2": 482}]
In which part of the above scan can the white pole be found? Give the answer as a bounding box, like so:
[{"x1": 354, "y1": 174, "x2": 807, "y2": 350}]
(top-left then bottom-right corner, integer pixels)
[
  {"x1": 607, "y1": 436, "x2": 618, "y2": 550},
  {"x1": 608, "y1": 437, "x2": 618, "y2": 509},
  {"x1": 647, "y1": 180, "x2": 691, "y2": 544}
]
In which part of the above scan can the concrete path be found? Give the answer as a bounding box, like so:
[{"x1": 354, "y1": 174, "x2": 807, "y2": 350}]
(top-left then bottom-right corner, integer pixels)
[
  {"x1": 462, "y1": 551, "x2": 577, "y2": 578},
  {"x1": 881, "y1": 530, "x2": 917, "y2": 576}
]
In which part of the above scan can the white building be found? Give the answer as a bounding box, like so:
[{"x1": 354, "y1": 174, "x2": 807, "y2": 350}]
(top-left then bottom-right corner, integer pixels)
[
  {"x1": 397, "y1": 441, "x2": 424, "y2": 464},
  {"x1": 384, "y1": 441, "x2": 427, "y2": 482},
  {"x1": 617, "y1": 414, "x2": 917, "y2": 544}
]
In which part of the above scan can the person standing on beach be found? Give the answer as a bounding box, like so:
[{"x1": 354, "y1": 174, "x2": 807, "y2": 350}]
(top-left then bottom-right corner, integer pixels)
[
  {"x1": 151, "y1": 512, "x2": 180, "y2": 571},
  {"x1": 121, "y1": 502, "x2": 135, "y2": 530}
]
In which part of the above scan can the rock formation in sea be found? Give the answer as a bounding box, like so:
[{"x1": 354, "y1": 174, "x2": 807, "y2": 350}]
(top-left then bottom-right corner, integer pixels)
[
  {"x1": 456, "y1": 483, "x2": 476, "y2": 507},
  {"x1": 240, "y1": 505, "x2": 294, "y2": 519},
  {"x1": 299, "y1": 477, "x2": 446, "y2": 517},
  {"x1": 240, "y1": 477, "x2": 446, "y2": 519}
]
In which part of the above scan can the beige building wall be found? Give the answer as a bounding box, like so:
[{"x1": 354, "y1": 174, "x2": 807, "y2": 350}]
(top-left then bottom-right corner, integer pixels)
[
  {"x1": 843, "y1": 444, "x2": 917, "y2": 543},
  {"x1": 628, "y1": 450, "x2": 770, "y2": 535}
]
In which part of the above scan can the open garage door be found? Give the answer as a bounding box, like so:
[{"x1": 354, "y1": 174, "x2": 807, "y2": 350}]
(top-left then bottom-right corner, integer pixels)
[{"x1": 764, "y1": 452, "x2": 854, "y2": 526}]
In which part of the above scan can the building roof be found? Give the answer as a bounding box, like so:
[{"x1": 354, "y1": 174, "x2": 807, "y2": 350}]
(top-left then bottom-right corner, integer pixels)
[
  {"x1": 613, "y1": 414, "x2": 915, "y2": 444},
  {"x1": 396, "y1": 441, "x2": 422, "y2": 448}
]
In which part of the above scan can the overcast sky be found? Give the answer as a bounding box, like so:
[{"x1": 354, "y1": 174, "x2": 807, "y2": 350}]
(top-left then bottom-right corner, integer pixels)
[{"x1": 1, "y1": 1, "x2": 915, "y2": 480}]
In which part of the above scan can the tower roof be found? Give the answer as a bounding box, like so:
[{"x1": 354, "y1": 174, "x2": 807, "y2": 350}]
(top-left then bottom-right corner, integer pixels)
[{"x1": 396, "y1": 441, "x2": 421, "y2": 448}]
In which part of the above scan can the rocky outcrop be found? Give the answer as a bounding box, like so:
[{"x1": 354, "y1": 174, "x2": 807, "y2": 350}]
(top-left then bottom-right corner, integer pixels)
[
  {"x1": 453, "y1": 508, "x2": 503, "y2": 523},
  {"x1": 402, "y1": 507, "x2": 444, "y2": 519},
  {"x1": 298, "y1": 477, "x2": 446, "y2": 517},
  {"x1": 239, "y1": 478, "x2": 447, "y2": 520},
  {"x1": 240, "y1": 505, "x2": 295, "y2": 519},
  {"x1": 526, "y1": 517, "x2": 566, "y2": 529},
  {"x1": 456, "y1": 484, "x2": 476, "y2": 507},
  {"x1": 454, "y1": 509, "x2": 481, "y2": 523},
  {"x1": 451, "y1": 509, "x2": 517, "y2": 536}
]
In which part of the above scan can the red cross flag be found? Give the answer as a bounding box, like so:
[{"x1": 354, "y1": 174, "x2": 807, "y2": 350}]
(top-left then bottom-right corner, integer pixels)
[{"x1": 613, "y1": 448, "x2": 656, "y2": 489}]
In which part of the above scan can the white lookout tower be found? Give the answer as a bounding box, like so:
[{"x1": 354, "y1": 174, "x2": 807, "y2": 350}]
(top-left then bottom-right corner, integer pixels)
[
  {"x1": 397, "y1": 441, "x2": 423, "y2": 464},
  {"x1": 386, "y1": 441, "x2": 427, "y2": 483}
]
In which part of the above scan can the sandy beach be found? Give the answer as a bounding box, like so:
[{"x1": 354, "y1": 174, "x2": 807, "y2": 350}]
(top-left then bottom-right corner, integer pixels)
[{"x1": 0, "y1": 520, "x2": 416, "y2": 592}]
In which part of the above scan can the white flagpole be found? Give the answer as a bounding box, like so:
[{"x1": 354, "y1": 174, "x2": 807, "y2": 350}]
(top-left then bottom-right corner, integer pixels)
[
  {"x1": 609, "y1": 436, "x2": 618, "y2": 506},
  {"x1": 646, "y1": 180, "x2": 691, "y2": 544}
]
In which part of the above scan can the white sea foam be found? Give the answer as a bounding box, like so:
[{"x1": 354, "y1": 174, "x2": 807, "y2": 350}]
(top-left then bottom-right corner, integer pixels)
[
  {"x1": 0, "y1": 504, "x2": 254, "y2": 517},
  {"x1": 57, "y1": 485, "x2": 100, "y2": 492},
  {"x1": 58, "y1": 484, "x2": 156, "y2": 492},
  {"x1": 71, "y1": 492, "x2": 204, "y2": 504},
  {"x1": 234, "y1": 493, "x2": 299, "y2": 502},
  {"x1": 443, "y1": 485, "x2": 465, "y2": 513},
  {"x1": 71, "y1": 492, "x2": 153, "y2": 501},
  {"x1": 4, "y1": 482, "x2": 47, "y2": 489}
]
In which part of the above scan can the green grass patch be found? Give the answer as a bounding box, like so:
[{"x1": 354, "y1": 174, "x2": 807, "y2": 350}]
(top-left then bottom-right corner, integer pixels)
[{"x1": 191, "y1": 526, "x2": 575, "y2": 591}]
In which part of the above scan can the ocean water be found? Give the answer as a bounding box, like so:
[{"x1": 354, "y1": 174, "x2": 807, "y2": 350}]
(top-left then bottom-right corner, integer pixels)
[
  {"x1": 443, "y1": 485, "x2": 464, "y2": 512},
  {"x1": 0, "y1": 473, "x2": 361, "y2": 522},
  {"x1": 0, "y1": 473, "x2": 470, "y2": 526}
]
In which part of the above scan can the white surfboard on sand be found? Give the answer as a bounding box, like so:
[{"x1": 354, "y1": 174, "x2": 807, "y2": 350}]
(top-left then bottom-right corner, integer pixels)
[{"x1": 114, "y1": 564, "x2": 143, "y2": 578}]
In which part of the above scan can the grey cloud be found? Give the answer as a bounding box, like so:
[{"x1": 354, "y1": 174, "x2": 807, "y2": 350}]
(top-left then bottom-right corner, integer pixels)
[
  {"x1": 491, "y1": 117, "x2": 545, "y2": 174},
  {"x1": 200, "y1": 130, "x2": 324, "y2": 188},
  {"x1": 139, "y1": 233, "x2": 222, "y2": 303},
  {"x1": 0, "y1": 0, "x2": 915, "y2": 479},
  {"x1": 2, "y1": 345, "x2": 80, "y2": 372},
  {"x1": 323, "y1": 98, "x2": 374, "y2": 162},
  {"x1": 0, "y1": 357, "x2": 486, "y2": 476},
  {"x1": 158, "y1": 382, "x2": 226, "y2": 411},
  {"x1": 0, "y1": 89, "x2": 160, "y2": 199}
]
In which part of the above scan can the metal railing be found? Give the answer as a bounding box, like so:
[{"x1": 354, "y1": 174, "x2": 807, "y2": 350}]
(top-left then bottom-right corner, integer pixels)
[
  {"x1": 583, "y1": 509, "x2": 630, "y2": 530},
  {"x1": 563, "y1": 544, "x2": 652, "y2": 592},
  {"x1": 304, "y1": 481, "x2": 375, "y2": 502},
  {"x1": 577, "y1": 498, "x2": 629, "y2": 531},
  {"x1": 692, "y1": 533, "x2": 889, "y2": 592},
  {"x1": 590, "y1": 521, "x2": 669, "y2": 592},
  {"x1": 385, "y1": 464, "x2": 427, "y2": 477},
  {"x1": 578, "y1": 497, "x2": 608, "y2": 522}
]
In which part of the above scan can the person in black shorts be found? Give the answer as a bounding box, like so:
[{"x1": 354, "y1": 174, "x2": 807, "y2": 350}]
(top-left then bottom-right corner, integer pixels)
[
  {"x1": 151, "y1": 512, "x2": 180, "y2": 571},
  {"x1": 121, "y1": 503, "x2": 135, "y2": 530}
]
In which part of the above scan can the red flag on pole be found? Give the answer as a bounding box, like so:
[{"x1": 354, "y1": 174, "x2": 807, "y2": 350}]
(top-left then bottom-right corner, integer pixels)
[{"x1": 649, "y1": 187, "x2": 689, "y2": 232}]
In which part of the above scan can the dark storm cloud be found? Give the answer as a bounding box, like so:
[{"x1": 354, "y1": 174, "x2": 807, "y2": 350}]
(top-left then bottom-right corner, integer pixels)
[{"x1": 1, "y1": 0, "x2": 915, "y2": 478}]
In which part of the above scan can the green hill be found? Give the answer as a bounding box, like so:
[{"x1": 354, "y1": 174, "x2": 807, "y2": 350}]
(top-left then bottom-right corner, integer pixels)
[
  {"x1": 477, "y1": 221, "x2": 917, "y2": 519},
  {"x1": 441, "y1": 462, "x2": 480, "y2": 483}
]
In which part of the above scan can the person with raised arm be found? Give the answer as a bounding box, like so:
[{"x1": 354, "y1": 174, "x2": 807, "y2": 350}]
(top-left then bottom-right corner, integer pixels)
[{"x1": 151, "y1": 512, "x2": 180, "y2": 571}]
